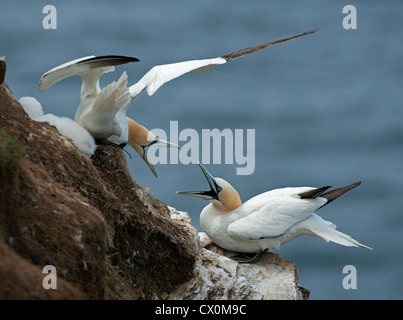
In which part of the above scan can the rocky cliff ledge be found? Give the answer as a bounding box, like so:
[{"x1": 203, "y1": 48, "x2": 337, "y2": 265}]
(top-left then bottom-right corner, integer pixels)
[{"x1": 0, "y1": 61, "x2": 308, "y2": 300}]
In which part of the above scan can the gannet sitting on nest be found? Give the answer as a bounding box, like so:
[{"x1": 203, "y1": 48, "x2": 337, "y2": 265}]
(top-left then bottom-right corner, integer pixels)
[{"x1": 178, "y1": 164, "x2": 372, "y2": 261}]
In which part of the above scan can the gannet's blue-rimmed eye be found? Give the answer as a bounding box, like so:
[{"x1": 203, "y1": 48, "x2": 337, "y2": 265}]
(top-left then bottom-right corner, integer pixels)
[{"x1": 216, "y1": 186, "x2": 222, "y2": 193}]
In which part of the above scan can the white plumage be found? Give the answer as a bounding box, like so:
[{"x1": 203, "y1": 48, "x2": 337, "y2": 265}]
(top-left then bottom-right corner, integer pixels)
[
  {"x1": 38, "y1": 30, "x2": 317, "y2": 177},
  {"x1": 18, "y1": 96, "x2": 44, "y2": 119},
  {"x1": 76, "y1": 71, "x2": 131, "y2": 140},
  {"x1": 127, "y1": 57, "x2": 226, "y2": 99},
  {"x1": 178, "y1": 164, "x2": 372, "y2": 253},
  {"x1": 18, "y1": 96, "x2": 96, "y2": 156}
]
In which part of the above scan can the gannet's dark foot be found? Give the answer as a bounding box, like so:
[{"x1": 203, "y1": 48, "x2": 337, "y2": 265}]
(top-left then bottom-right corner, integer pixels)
[
  {"x1": 95, "y1": 138, "x2": 119, "y2": 147},
  {"x1": 232, "y1": 249, "x2": 267, "y2": 264},
  {"x1": 118, "y1": 143, "x2": 127, "y2": 149}
]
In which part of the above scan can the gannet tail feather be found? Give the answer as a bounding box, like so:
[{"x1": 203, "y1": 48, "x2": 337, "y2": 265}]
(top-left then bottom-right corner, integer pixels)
[
  {"x1": 327, "y1": 228, "x2": 373, "y2": 250},
  {"x1": 306, "y1": 215, "x2": 373, "y2": 250}
]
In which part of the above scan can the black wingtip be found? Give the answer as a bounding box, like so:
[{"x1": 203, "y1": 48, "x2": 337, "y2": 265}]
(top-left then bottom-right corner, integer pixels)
[
  {"x1": 221, "y1": 28, "x2": 319, "y2": 61},
  {"x1": 298, "y1": 186, "x2": 332, "y2": 199},
  {"x1": 306, "y1": 28, "x2": 320, "y2": 34},
  {"x1": 320, "y1": 181, "x2": 362, "y2": 206},
  {"x1": 79, "y1": 55, "x2": 140, "y2": 68}
]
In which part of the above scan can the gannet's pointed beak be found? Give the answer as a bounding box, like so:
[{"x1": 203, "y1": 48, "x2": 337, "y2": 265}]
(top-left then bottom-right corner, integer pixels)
[
  {"x1": 132, "y1": 137, "x2": 181, "y2": 179},
  {"x1": 130, "y1": 142, "x2": 158, "y2": 178},
  {"x1": 141, "y1": 148, "x2": 158, "y2": 179},
  {"x1": 145, "y1": 137, "x2": 181, "y2": 178},
  {"x1": 177, "y1": 163, "x2": 221, "y2": 201},
  {"x1": 150, "y1": 138, "x2": 181, "y2": 150}
]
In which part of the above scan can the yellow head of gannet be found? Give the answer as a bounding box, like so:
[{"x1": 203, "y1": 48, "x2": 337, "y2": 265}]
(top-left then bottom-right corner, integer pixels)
[
  {"x1": 177, "y1": 163, "x2": 241, "y2": 212},
  {"x1": 177, "y1": 164, "x2": 372, "y2": 254},
  {"x1": 126, "y1": 117, "x2": 180, "y2": 178}
]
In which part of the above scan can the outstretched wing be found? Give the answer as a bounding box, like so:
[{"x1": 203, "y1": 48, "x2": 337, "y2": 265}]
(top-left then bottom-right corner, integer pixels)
[
  {"x1": 129, "y1": 57, "x2": 226, "y2": 98},
  {"x1": 129, "y1": 29, "x2": 318, "y2": 100},
  {"x1": 39, "y1": 55, "x2": 139, "y2": 92},
  {"x1": 227, "y1": 194, "x2": 327, "y2": 240}
]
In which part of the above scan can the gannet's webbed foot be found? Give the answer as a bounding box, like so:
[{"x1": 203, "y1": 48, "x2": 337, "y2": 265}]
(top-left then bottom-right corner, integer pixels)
[{"x1": 232, "y1": 249, "x2": 267, "y2": 264}]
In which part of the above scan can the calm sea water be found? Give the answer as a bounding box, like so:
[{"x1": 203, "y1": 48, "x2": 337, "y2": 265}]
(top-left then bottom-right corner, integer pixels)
[{"x1": 1, "y1": 0, "x2": 402, "y2": 300}]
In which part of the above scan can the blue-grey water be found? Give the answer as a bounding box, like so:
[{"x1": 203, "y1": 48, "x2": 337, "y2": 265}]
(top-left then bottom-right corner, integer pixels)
[{"x1": 1, "y1": 0, "x2": 402, "y2": 300}]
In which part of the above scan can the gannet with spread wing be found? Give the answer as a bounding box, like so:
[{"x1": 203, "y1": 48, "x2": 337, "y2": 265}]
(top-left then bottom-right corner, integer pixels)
[{"x1": 39, "y1": 30, "x2": 318, "y2": 177}]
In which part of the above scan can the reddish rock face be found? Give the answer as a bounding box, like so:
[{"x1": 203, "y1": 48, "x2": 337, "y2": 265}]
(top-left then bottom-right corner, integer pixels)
[{"x1": 0, "y1": 77, "x2": 197, "y2": 299}]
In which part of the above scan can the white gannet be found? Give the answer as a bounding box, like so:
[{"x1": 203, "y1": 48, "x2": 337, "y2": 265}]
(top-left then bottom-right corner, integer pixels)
[
  {"x1": 38, "y1": 55, "x2": 178, "y2": 177},
  {"x1": 38, "y1": 29, "x2": 317, "y2": 176},
  {"x1": 177, "y1": 164, "x2": 372, "y2": 256},
  {"x1": 38, "y1": 55, "x2": 139, "y2": 140},
  {"x1": 18, "y1": 96, "x2": 96, "y2": 156}
]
